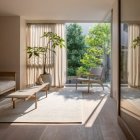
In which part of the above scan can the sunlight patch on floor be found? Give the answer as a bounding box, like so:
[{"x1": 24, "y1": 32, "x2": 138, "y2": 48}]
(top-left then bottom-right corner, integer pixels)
[{"x1": 84, "y1": 95, "x2": 108, "y2": 127}]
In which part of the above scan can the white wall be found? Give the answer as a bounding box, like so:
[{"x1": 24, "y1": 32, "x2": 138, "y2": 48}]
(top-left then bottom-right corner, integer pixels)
[
  {"x1": 111, "y1": 0, "x2": 119, "y2": 101},
  {"x1": 0, "y1": 16, "x2": 20, "y2": 88},
  {"x1": 0, "y1": 16, "x2": 26, "y2": 89},
  {"x1": 20, "y1": 17, "x2": 26, "y2": 89}
]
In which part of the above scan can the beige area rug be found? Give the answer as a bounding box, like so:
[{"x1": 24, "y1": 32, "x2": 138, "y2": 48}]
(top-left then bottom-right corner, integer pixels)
[
  {"x1": 77, "y1": 87, "x2": 110, "y2": 123},
  {"x1": 0, "y1": 87, "x2": 109, "y2": 123}
]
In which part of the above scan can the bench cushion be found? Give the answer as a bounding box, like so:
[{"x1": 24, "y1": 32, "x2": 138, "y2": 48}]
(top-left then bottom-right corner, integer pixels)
[{"x1": 0, "y1": 80, "x2": 16, "y2": 93}]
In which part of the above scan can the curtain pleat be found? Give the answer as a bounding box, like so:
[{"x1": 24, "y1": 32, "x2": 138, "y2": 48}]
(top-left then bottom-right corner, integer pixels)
[
  {"x1": 55, "y1": 24, "x2": 67, "y2": 87},
  {"x1": 128, "y1": 24, "x2": 140, "y2": 87},
  {"x1": 26, "y1": 24, "x2": 66, "y2": 87}
]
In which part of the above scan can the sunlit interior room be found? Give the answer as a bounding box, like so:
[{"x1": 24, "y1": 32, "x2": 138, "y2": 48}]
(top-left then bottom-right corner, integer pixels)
[{"x1": 0, "y1": 0, "x2": 139, "y2": 140}]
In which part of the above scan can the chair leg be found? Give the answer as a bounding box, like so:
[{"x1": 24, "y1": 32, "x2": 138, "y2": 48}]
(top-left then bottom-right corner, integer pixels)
[
  {"x1": 12, "y1": 98, "x2": 15, "y2": 109},
  {"x1": 76, "y1": 82, "x2": 78, "y2": 90},
  {"x1": 101, "y1": 83, "x2": 104, "y2": 90},
  {"x1": 35, "y1": 93, "x2": 37, "y2": 109},
  {"x1": 88, "y1": 83, "x2": 90, "y2": 93}
]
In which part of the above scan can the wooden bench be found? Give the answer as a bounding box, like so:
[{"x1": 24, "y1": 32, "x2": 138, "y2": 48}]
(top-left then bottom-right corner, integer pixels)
[{"x1": 6, "y1": 83, "x2": 49, "y2": 109}]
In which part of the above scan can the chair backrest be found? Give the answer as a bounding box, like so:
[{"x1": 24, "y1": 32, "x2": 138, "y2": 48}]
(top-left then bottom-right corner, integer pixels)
[{"x1": 89, "y1": 67, "x2": 104, "y2": 80}]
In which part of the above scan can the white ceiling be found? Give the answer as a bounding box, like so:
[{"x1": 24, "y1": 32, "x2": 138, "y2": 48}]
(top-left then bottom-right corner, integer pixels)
[{"x1": 0, "y1": 0, "x2": 115, "y2": 21}]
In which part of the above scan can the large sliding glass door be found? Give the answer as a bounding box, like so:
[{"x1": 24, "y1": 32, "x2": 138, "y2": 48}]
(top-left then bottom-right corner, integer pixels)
[{"x1": 119, "y1": 0, "x2": 140, "y2": 139}]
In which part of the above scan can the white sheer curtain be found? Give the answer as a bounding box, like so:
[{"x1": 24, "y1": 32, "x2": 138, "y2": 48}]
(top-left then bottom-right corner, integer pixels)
[
  {"x1": 26, "y1": 23, "x2": 66, "y2": 87},
  {"x1": 128, "y1": 24, "x2": 140, "y2": 87}
]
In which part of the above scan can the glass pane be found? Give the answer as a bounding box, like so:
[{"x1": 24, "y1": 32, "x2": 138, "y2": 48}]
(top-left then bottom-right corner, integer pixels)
[{"x1": 120, "y1": 0, "x2": 140, "y2": 139}]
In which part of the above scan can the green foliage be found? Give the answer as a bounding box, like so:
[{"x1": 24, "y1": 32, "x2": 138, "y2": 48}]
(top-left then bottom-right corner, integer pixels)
[
  {"x1": 27, "y1": 32, "x2": 65, "y2": 74},
  {"x1": 86, "y1": 23, "x2": 111, "y2": 54},
  {"x1": 80, "y1": 47, "x2": 103, "y2": 68},
  {"x1": 132, "y1": 36, "x2": 140, "y2": 48},
  {"x1": 66, "y1": 24, "x2": 86, "y2": 76},
  {"x1": 77, "y1": 23, "x2": 111, "y2": 75},
  {"x1": 76, "y1": 66, "x2": 90, "y2": 76},
  {"x1": 27, "y1": 47, "x2": 48, "y2": 58},
  {"x1": 27, "y1": 32, "x2": 64, "y2": 58},
  {"x1": 42, "y1": 32, "x2": 65, "y2": 48}
]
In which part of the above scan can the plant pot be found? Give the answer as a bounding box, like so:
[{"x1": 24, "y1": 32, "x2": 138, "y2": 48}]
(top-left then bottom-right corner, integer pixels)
[{"x1": 40, "y1": 73, "x2": 52, "y2": 87}]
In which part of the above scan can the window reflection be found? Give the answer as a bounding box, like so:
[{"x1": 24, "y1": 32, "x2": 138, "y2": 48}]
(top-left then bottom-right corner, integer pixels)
[
  {"x1": 121, "y1": 23, "x2": 140, "y2": 117},
  {"x1": 120, "y1": 23, "x2": 140, "y2": 139}
]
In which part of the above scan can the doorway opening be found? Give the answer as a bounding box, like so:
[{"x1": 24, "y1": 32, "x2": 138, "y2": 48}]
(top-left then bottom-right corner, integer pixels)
[{"x1": 65, "y1": 22, "x2": 112, "y2": 88}]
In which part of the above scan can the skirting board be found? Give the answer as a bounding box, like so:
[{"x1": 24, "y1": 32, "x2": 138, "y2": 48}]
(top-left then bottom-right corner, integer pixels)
[{"x1": 118, "y1": 116, "x2": 136, "y2": 140}]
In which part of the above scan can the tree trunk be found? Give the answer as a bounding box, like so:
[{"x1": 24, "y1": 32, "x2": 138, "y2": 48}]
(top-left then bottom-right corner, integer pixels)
[{"x1": 43, "y1": 51, "x2": 47, "y2": 74}]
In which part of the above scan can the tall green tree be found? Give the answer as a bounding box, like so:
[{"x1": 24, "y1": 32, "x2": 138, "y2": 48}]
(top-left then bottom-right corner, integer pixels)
[
  {"x1": 77, "y1": 23, "x2": 111, "y2": 78},
  {"x1": 86, "y1": 23, "x2": 111, "y2": 55},
  {"x1": 66, "y1": 23, "x2": 86, "y2": 76}
]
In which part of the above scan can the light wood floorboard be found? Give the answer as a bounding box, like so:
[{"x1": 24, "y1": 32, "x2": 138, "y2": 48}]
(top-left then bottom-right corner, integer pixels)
[{"x1": 0, "y1": 96, "x2": 126, "y2": 140}]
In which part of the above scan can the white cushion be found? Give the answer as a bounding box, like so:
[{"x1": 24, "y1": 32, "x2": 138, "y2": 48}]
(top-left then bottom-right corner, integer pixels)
[{"x1": 0, "y1": 80, "x2": 15, "y2": 93}]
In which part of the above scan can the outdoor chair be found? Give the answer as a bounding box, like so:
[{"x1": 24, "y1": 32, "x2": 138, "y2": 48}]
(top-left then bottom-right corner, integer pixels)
[{"x1": 75, "y1": 67, "x2": 104, "y2": 93}]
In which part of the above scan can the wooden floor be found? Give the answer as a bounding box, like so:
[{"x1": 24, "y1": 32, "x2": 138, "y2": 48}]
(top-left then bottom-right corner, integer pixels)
[{"x1": 0, "y1": 96, "x2": 126, "y2": 140}]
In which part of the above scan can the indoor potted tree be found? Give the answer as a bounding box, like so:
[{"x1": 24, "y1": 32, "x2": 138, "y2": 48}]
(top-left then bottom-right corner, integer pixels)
[{"x1": 27, "y1": 32, "x2": 65, "y2": 85}]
